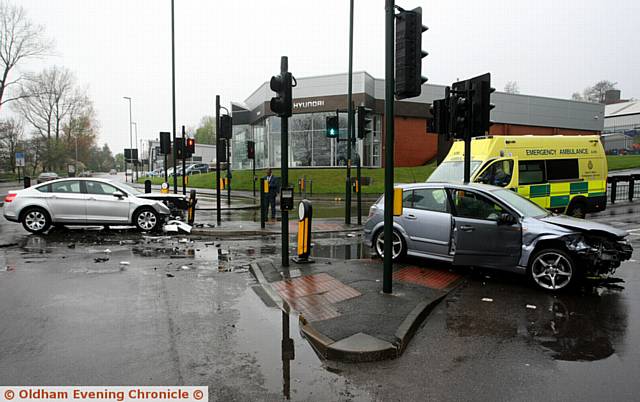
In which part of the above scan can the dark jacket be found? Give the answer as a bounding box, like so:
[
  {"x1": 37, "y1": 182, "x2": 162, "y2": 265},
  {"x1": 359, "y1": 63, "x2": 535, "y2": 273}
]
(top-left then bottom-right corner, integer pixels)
[{"x1": 263, "y1": 175, "x2": 280, "y2": 195}]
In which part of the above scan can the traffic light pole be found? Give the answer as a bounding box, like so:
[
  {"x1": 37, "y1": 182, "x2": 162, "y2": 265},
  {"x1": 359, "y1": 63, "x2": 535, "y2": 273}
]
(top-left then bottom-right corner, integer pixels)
[
  {"x1": 280, "y1": 57, "x2": 290, "y2": 268},
  {"x1": 227, "y1": 139, "x2": 231, "y2": 207},
  {"x1": 383, "y1": 0, "x2": 395, "y2": 294},
  {"x1": 345, "y1": 0, "x2": 354, "y2": 225},
  {"x1": 182, "y1": 126, "x2": 186, "y2": 195},
  {"x1": 215, "y1": 95, "x2": 222, "y2": 225},
  {"x1": 171, "y1": 0, "x2": 177, "y2": 194}
]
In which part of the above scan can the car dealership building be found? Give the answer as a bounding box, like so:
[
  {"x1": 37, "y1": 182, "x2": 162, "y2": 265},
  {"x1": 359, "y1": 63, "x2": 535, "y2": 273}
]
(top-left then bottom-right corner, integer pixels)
[{"x1": 230, "y1": 71, "x2": 605, "y2": 170}]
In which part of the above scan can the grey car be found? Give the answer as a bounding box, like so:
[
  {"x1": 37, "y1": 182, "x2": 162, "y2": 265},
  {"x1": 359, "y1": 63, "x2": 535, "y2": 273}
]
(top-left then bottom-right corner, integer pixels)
[
  {"x1": 3, "y1": 178, "x2": 172, "y2": 234},
  {"x1": 364, "y1": 183, "x2": 633, "y2": 291}
]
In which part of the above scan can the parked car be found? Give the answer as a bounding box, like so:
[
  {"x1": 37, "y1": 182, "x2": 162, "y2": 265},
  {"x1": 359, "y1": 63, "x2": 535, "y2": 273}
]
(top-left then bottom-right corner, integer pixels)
[
  {"x1": 364, "y1": 182, "x2": 632, "y2": 291},
  {"x1": 3, "y1": 178, "x2": 172, "y2": 234},
  {"x1": 37, "y1": 172, "x2": 59, "y2": 184},
  {"x1": 185, "y1": 163, "x2": 210, "y2": 175},
  {"x1": 109, "y1": 169, "x2": 117, "y2": 175}
]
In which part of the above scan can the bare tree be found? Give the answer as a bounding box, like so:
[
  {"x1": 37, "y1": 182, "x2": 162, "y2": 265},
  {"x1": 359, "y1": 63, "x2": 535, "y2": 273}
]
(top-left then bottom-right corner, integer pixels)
[
  {"x1": 0, "y1": 117, "x2": 22, "y2": 172},
  {"x1": 0, "y1": 0, "x2": 53, "y2": 113},
  {"x1": 13, "y1": 66, "x2": 90, "y2": 170},
  {"x1": 504, "y1": 81, "x2": 520, "y2": 94},
  {"x1": 572, "y1": 80, "x2": 618, "y2": 103}
]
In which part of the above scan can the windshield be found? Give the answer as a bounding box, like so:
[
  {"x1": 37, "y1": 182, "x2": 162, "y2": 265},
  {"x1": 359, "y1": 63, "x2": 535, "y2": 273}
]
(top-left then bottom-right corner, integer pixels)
[
  {"x1": 114, "y1": 182, "x2": 142, "y2": 195},
  {"x1": 427, "y1": 161, "x2": 483, "y2": 183},
  {"x1": 492, "y1": 189, "x2": 549, "y2": 218}
]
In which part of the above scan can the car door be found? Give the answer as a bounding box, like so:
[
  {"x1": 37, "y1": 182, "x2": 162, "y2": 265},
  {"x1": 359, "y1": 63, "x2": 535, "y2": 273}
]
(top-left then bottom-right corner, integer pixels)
[
  {"x1": 400, "y1": 187, "x2": 452, "y2": 256},
  {"x1": 46, "y1": 180, "x2": 87, "y2": 223},
  {"x1": 449, "y1": 188, "x2": 521, "y2": 268},
  {"x1": 84, "y1": 181, "x2": 131, "y2": 223}
]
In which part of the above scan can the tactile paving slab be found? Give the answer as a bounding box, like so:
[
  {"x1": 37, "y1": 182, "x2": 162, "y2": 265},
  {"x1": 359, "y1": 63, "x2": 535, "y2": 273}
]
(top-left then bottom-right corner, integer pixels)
[
  {"x1": 393, "y1": 266, "x2": 461, "y2": 290},
  {"x1": 272, "y1": 273, "x2": 361, "y2": 322}
]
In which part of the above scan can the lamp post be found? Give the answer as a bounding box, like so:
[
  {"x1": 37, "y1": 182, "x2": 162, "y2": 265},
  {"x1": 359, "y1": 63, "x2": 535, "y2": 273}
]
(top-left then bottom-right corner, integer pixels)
[
  {"x1": 123, "y1": 96, "x2": 133, "y2": 183},
  {"x1": 132, "y1": 121, "x2": 138, "y2": 181}
]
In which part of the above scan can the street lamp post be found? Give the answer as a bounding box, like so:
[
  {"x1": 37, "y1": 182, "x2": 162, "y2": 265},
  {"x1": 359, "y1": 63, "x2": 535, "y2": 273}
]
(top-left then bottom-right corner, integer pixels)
[{"x1": 123, "y1": 96, "x2": 133, "y2": 183}]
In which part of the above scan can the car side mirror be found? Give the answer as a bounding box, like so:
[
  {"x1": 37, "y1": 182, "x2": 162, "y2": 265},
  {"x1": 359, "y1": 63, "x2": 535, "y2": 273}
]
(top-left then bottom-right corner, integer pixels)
[
  {"x1": 112, "y1": 191, "x2": 126, "y2": 199},
  {"x1": 498, "y1": 212, "x2": 517, "y2": 225}
]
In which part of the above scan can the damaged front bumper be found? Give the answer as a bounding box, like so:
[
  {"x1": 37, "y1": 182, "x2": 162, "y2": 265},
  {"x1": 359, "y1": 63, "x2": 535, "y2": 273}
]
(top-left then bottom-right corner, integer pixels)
[{"x1": 564, "y1": 234, "x2": 633, "y2": 275}]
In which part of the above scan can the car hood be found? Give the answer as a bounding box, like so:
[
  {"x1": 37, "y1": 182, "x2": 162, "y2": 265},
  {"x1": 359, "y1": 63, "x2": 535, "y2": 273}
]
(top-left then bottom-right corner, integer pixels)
[{"x1": 539, "y1": 215, "x2": 628, "y2": 239}]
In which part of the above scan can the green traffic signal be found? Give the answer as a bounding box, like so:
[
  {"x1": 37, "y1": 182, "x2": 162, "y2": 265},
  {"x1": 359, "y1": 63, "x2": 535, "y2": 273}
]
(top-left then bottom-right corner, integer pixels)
[{"x1": 326, "y1": 116, "x2": 339, "y2": 138}]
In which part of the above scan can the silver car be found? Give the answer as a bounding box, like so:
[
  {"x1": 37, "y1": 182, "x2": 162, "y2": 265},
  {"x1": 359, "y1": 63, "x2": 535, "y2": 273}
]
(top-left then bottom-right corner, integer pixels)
[
  {"x1": 3, "y1": 178, "x2": 171, "y2": 234},
  {"x1": 364, "y1": 183, "x2": 633, "y2": 291}
]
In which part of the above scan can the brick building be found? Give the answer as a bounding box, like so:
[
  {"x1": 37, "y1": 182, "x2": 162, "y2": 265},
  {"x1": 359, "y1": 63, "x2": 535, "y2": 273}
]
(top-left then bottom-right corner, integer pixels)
[{"x1": 230, "y1": 72, "x2": 604, "y2": 169}]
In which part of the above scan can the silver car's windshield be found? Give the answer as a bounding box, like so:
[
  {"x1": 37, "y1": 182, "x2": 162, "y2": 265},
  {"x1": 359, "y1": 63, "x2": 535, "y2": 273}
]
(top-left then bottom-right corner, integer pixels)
[
  {"x1": 428, "y1": 161, "x2": 483, "y2": 182},
  {"x1": 114, "y1": 182, "x2": 142, "y2": 195},
  {"x1": 493, "y1": 189, "x2": 549, "y2": 218}
]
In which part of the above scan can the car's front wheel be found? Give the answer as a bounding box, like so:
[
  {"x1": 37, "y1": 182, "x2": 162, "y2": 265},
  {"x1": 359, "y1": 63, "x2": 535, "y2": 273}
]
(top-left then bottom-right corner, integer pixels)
[
  {"x1": 528, "y1": 248, "x2": 577, "y2": 291},
  {"x1": 134, "y1": 208, "x2": 160, "y2": 232},
  {"x1": 373, "y1": 229, "x2": 406, "y2": 261},
  {"x1": 21, "y1": 207, "x2": 51, "y2": 234}
]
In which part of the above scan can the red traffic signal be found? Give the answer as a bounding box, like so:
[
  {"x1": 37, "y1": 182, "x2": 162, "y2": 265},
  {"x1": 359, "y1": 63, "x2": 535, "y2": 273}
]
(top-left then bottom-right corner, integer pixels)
[{"x1": 186, "y1": 138, "x2": 195, "y2": 154}]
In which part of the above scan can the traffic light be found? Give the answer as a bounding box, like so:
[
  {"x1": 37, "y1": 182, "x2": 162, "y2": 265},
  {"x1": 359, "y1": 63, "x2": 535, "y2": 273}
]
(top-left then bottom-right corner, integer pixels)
[
  {"x1": 395, "y1": 7, "x2": 428, "y2": 100},
  {"x1": 247, "y1": 140, "x2": 255, "y2": 159},
  {"x1": 430, "y1": 98, "x2": 450, "y2": 136},
  {"x1": 159, "y1": 132, "x2": 171, "y2": 154},
  {"x1": 326, "y1": 116, "x2": 339, "y2": 138},
  {"x1": 220, "y1": 115, "x2": 233, "y2": 139},
  {"x1": 217, "y1": 139, "x2": 227, "y2": 163},
  {"x1": 186, "y1": 138, "x2": 195, "y2": 157},
  {"x1": 270, "y1": 72, "x2": 293, "y2": 117},
  {"x1": 175, "y1": 137, "x2": 184, "y2": 159},
  {"x1": 357, "y1": 106, "x2": 373, "y2": 139},
  {"x1": 469, "y1": 73, "x2": 495, "y2": 135}
]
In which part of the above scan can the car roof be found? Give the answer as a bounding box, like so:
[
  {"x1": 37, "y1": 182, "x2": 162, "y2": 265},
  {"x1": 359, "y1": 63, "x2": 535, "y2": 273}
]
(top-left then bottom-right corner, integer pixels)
[
  {"x1": 397, "y1": 181, "x2": 502, "y2": 193},
  {"x1": 35, "y1": 177, "x2": 119, "y2": 185}
]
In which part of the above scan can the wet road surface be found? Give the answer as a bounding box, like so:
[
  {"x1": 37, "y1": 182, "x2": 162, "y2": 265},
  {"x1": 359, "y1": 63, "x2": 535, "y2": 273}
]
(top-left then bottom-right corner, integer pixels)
[{"x1": 1, "y1": 202, "x2": 640, "y2": 401}]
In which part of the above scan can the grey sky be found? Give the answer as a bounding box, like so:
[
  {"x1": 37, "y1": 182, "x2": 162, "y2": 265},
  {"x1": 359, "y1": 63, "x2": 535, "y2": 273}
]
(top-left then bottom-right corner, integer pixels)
[{"x1": 11, "y1": 0, "x2": 640, "y2": 153}]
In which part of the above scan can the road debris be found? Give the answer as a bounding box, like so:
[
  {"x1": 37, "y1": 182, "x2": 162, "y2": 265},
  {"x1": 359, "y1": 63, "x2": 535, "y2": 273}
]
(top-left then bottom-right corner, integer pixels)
[
  {"x1": 526, "y1": 304, "x2": 537, "y2": 309},
  {"x1": 180, "y1": 265, "x2": 191, "y2": 270},
  {"x1": 94, "y1": 257, "x2": 109, "y2": 263},
  {"x1": 119, "y1": 261, "x2": 130, "y2": 266},
  {"x1": 104, "y1": 249, "x2": 112, "y2": 254},
  {"x1": 481, "y1": 298, "x2": 493, "y2": 302},
  {"x1": 164, "y1": 219, "x2": 192, "y2": 234},
  {"x1": 166, "y1": 273, "x2": 175, "y2": 278}
]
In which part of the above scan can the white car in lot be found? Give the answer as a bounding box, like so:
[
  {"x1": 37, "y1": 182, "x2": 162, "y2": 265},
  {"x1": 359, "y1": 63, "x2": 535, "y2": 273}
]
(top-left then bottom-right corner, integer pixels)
[{"x1": 3, "y1": 178, "x2": 172, "y2": 234}]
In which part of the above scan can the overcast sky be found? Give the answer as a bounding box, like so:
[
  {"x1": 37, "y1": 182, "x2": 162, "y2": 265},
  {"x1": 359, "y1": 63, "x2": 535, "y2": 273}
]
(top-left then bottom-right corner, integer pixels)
[{"x1": 9, "y1": 0, "x2": 640, "y2": 153}]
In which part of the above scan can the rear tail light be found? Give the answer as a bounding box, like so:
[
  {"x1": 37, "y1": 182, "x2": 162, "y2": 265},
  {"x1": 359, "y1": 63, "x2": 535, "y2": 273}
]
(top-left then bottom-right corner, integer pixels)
[{"x1": 4, "y1": 193, "x2": 17, "y2": 203}]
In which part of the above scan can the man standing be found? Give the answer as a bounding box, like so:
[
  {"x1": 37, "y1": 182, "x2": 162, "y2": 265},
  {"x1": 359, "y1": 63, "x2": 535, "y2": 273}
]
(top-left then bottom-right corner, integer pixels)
[{"x1": 263, "y1": 168, "x2": 280, "y2": 220}]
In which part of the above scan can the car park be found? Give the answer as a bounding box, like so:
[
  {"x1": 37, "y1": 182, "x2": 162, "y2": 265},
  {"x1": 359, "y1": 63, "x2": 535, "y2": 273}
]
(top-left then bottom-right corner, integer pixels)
[
  {"x1": 364, "y1": 182, "x2": 632, "y2": 291},
  {"x1": 37, "y1": 172, "x2": 59, "y2": 183},
  {"x1": 3, "y1": 178, "x2": 172, "y2": 234}
]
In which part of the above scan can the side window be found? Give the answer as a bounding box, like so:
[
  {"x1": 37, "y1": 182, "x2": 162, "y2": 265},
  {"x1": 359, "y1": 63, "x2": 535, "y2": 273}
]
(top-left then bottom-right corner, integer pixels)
[
  {"x1": 477, "y1": 159, "x2": 514, "y2": 187},
  {"x1": 412, "y1": 188, "x2": 449, "y2": 213},
  {"x1": 51, "y1": 180, "x2": 81, "y2": 193},
  {"x1": 450, "y1": 189, "x2": 504, "y2": 221},
  {"x1": 402, "y1": 190, "x2": 414, "y2": 208},
  {"x1": 519, "y1": 160, "x2": 546, "y2": 185},
  {"x1": 86, "y1": 181, "x2": 118, "y2": 195},
  {"x1": 36, "y1": 184, "x2": 51, "y2": 193},
  {"x1": 547, "y1": 159, "x2": 579, "y2": 181}
]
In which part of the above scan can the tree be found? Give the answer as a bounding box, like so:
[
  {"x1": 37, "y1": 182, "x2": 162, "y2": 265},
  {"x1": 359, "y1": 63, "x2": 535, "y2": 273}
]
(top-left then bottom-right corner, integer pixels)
[
  {"x1": 572, "y1": 80, "x2": 618, "y2": 103},
  {"x1": 13, "y1": 66, "x2": 90, "y2": 170},
  {"x1": 0, "y1": 0, "x2": 53, "y2": 113},
  {"x1": 0, "y1": 117, "x2": 22, "y2": 172},
  {"x1": 114, "y1": 153, "x2": 125, "y2": 171},
  {"x1": 194, "y1": 115, "x2": 215, "y2": 144},
  {"x1": 504, "y1": 81, "x2": 520, "y2": 94}
]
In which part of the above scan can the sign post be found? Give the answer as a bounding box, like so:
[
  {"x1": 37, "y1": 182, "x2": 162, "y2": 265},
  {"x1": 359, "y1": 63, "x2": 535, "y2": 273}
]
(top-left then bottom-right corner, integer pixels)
[{"x1": 16, "y1": 152, "x2": 25, "y2": 182}]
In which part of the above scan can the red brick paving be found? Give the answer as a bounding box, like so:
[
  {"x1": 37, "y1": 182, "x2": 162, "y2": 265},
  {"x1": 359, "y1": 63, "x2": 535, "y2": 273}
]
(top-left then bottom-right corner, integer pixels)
[
  {"x1": 272, "y1": 273, "x2": 361, "y2": 322},
  {"x1": 393, "y1": 266, "x2": 461, "y2": 290}
]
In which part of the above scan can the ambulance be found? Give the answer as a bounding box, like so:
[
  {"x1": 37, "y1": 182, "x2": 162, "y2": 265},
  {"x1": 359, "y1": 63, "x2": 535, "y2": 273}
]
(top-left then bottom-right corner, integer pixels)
[{"x1": 427, "y1": 135, "x2": 607, "y2": 217}]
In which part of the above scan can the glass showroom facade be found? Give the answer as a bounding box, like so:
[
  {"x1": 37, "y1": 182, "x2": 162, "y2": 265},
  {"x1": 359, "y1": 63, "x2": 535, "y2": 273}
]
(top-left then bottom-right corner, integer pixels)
[{"x1": 231, "y1": 112, "x2": 382, "y2": 170}]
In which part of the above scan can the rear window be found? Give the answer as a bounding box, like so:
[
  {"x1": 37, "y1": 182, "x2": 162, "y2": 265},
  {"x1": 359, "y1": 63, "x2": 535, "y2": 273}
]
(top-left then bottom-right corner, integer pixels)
[
  {"x1": 546, "y1": 159, "x2": 579, "y2": 181},
  {"x1": 36, "y1": 184, "x2": 51, "y2": 193}
]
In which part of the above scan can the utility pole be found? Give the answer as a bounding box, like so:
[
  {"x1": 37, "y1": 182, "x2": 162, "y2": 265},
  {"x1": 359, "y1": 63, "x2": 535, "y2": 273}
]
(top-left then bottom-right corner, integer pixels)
[
  {"x1": 345, "y1": 0, "x2": 354, "y2": 225},
  {"x1": 171, "y1": 0, "x2": 177, "y2": 194},
  {"x1": 123, "y1": 96, "x2": 132, "y2": 183},
  {"x1": 182, "y1": 125, "x2": 187, "y2": 195},
  {"x1": 383, "y1": 0, "x2": 395, "y2": 294},
  {"x1": 215, "y1": 95, "x2": 221, "y2": 225}
]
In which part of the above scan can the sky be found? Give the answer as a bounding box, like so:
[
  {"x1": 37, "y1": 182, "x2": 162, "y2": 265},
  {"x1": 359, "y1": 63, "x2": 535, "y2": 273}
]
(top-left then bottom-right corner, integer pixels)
[{"x1": 6, "y1": 0, "x2": 640, "y2": 153}]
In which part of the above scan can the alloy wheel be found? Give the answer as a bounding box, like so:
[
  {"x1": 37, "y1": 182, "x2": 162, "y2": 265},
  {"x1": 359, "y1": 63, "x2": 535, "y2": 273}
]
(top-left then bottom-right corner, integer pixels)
[
  {"x1": 25, "y1": 211, "x2": 47, "y2": 232},
  {"x1": 137, "y1": 210, "x2": 157, "y2": 231},
  {"x1": 375, "y1": 231, "x2": 403, "y2": 259},
  {"x1": 531, "y1": 251, "x2": 573, "y2": 290}
]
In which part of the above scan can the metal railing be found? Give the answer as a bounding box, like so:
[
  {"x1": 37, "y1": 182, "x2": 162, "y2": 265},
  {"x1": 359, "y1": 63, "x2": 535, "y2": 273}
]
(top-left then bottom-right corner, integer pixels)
[{"x1": 607, "y1": 174, "x2": 640, "y2": 204}]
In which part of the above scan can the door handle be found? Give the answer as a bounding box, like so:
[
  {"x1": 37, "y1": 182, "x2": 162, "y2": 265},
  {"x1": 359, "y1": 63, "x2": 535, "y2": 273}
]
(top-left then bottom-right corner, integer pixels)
[
  {"x1": 405, "y1": 214, "x2": 417, "y2": 220},
  {"x1": 459, "y1": 225, "x2": 475, "y2": 232}
]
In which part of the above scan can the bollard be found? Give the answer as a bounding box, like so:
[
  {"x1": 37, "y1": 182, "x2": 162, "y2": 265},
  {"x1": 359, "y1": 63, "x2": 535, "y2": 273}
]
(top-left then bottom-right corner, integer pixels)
[
  {"x1": 144, "y1": 179, "x2": 152, "y2": 193},
  {"x1": 293, "y1": 199, "x2": 313, "y2": 264},
  {"x1": 23, "y1": 176, "x2": 31, "y2": 188},
  {"x1": 187, "y1": 189, "x2": 197, "y2": 225},
  {"x1": 629, "y1": 176, "x2": 635, "y2": 203},
  {"x1": 260, "y1": 178, "x2": 267, "y2": 229}
]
